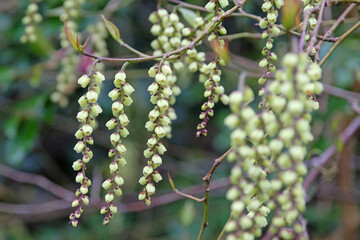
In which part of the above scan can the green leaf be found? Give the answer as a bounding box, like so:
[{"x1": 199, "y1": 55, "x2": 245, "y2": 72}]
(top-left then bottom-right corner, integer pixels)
[
  {"x1": 102, "y1": 15, "x2": 121, "y2": 42},
  {"x1": 5, "y1": 118, "x2": 39, "y2": 166},
  {"x1": 178, "y1": 8, "x2": 197, "y2": 28},
  {"x1": 63, "y1": 19, "x2": 80, "y2": 52},
  {"x1": 179, "y1": 200, "x2": 196, "y2": 227}
]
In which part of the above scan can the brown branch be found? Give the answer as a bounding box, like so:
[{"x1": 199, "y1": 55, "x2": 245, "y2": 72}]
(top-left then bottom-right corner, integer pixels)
[
  {"x1": 0, "y1": 178, "x2": 230, "y2": 215},
  {"x1": 168, "y1": 173, "x2": 205, "y2": 202},
  {"x1": 0, "y1": 163, "x2": 74, "y2": 201},
  {"x1": 198, "y1": 148, "x2": 232, "y2": 240},
  {"x1": 319, "y1": 20, "x2": 360, "y2": 66},
  {"x1": 315, "y1": 3, "x2": 357, "y2": 62},
  {"x1": 303, "y1": 116, "x2": 360, "y2": 190}
]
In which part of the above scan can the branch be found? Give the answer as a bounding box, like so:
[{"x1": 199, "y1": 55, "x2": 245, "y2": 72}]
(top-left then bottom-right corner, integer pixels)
[
  {"x1": 303, "y1": 116, "x2": 360, "y2": 190},
  {"x1": 0, "y1": 163, "x2": 74, "y2": 201},
  {"x1": 198, "y1": 148, "x2": 232, "y2": 240},
  {"x1": 168, "y1": 173, "x2": 205, "y2": 202},
  {"x1": 0, "y1": 178, "x2": 230, "y2": 215},
  {"x1": 315, "y1": 3, "x2": 357, "y2": 62},
  {"x1": 307, "y1": 0, "x2": 326, "y2": 54},
  {"x1": 82, "y1": 5, "x2": 240, "y2": 64},
  {"x1": 319, "y1": 20, "x2": 360, "y2": 66}
]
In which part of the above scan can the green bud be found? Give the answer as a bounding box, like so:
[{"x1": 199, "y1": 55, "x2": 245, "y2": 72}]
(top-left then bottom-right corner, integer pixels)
[
  {"x1": 86, "y1": 90, "x2": 98, "y2": 103},
  {"x1": 78, "y1": 75, "x2": 90, "y2": 88},
  {"x1": 105, "y1": 192, "x2": 114, "y2": 203},
  {"x1": 74, "y1": 141, "x2": 85, "y2": 153},
  {"x1": 94, "y1": 72, "x2": 105, "y2": 85},
  {"x1": 239, "y1": 216, "x2": 253, "y2": 230},
  {"x1": 152, "y1": 171, "x2": 163, "y2": 182},
  {"x1": 102, "y1": 178, "x2": 112, "y2": 190},
  {"x1": 114, "y1": 175, "x2": 124, "y2": 185}
]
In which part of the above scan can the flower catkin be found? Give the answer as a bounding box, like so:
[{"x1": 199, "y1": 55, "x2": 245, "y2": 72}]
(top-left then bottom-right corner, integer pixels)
[
  {"x1": 225, "y1": 53, "x2": 322, "y2": 239},
  {"x1": 100, "y1": 71, "x2": 134, "y2": 225},
  {"x1": 69, "y1": 71, "x2": 104, "y2": 227},
  {"x1": 138, "y1": 66, "x2": 174, "y2": 206},
  {"x1": 258, "y1": 0, "x2": 283, "y2": 86}
]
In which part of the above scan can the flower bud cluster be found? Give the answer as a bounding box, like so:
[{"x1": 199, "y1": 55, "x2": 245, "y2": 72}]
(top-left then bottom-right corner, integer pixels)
[
  {"x1": 196, "y1": 60, "x2": 229, "y2": 137},
  {"x1": 262, "y1": 53, "x2": 322, "y2": 237},
  {"x1": 101, "y1": 71, "x2": 134, "y2": 225},
  {"x1": 302, "y1": 0, "x2": 321, "y2": 54},
  {"x1": 163, "y1": 62, "x2": 182, "y2": 138},
  {"x1": 149, "y1": 8, "x2": 184, "y2": 55},
  {"x1": 51, "y1": 0, "x2": 84, "y2": 107},
  {"x1": 69, "y1": 71, "x2": 104, "y2": 227},
  {"x1": 21, "y1": 1, "x2": 43, "y2": 43},
  {"x1": 224, "y1": 87, "x2": 272, "y2": 239},
  {"x1": 258, "y1": 0, "x2": 283, "y2": 86},
  {"x1": 87, "y1": 22, "x2": 109, "y2": 71},
  {"x1": 138, "y1": 66, "x2": 174, "y2": 206}
]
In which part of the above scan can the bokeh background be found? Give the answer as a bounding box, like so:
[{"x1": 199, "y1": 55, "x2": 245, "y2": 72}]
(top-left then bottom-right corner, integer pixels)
[{"x1": 0, "y1": 0, "x2": 360, "y2": 239}]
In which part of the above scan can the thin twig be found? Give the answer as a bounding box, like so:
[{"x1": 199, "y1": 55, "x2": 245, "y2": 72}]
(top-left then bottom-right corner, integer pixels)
[
  {"x1": 319, "y1": 20, "x2": 360, "y2": 66},
  {"x1": 217, "y1": 214, "x2": 233, "y2": 240},
  {"x1": 307, "y1": 0, "x2": 326, "y2": 54},
  {"x1": 168, "y1": 173, "x2": 205, "y2": 202},
  {"x1": 315, "y1": 3, "x2": 357, "y2": 62},
  {"x1": 0, "y1": 178, "x2": 230, "y2": 215},
  {"x1": 82, "y1": 5, "x2": 240, "y2": 64},
  {"x1": 198, "y1": 148, "x2": 232, "y2": 240},
  {"x1": 303, "y1": 116, "x2": 360, "y2": 190}
]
